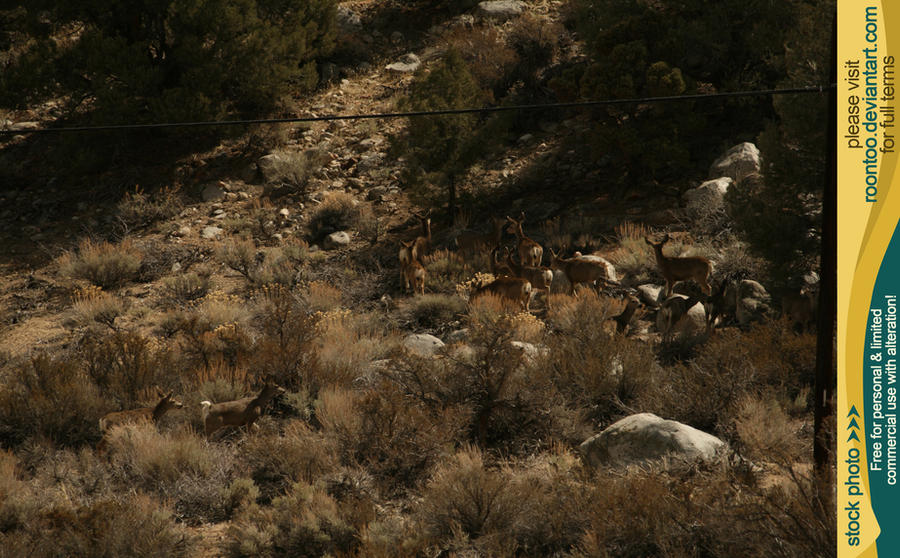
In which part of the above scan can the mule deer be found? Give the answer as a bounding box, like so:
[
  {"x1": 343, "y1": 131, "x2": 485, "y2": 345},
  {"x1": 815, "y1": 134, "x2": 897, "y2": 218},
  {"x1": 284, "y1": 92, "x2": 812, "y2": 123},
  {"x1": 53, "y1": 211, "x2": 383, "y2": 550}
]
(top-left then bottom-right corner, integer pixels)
[
  {"x1": 455, "y1": 215, "x2": 506, "y2": 256},
  {"x1": 412, "y1": 211, "x2": 432, "y2": 260},
  {"x1": 200, "y1": 380, "x2": 285, "y2": 439},
  {"x1": 97, "y1": 389, "x2": 183, "y2": 452},
  {"x1": 657, "y1": 294, "x2": 705, "y2": 341},
  {"x1": 400, "y1": 240, "x2": 426, "y2": 295},
  {"x1": 548, "y1": 249, "x2": 615, "y2": 295},
  {"x1": 782, "y1": 287, "x2": 817, "y2": 332},
  {"x1": 506, "y1": 250, "x2": 553, "y2": 309},
  {"x1": 506, "y1": 212, "x2": 543, "y2": 267},
  {"x1": 470, "y1": 276, "x2": 533, "y2": 312},
  {"x1": 613, "y1": 294, "x2": 642, "y2": 334},
  {"x1": 645, "y1": 234, "x2": 712, "y2": 297},
  {"x1": 490, "y1": 247, "x2": 513, "y2": 278}
]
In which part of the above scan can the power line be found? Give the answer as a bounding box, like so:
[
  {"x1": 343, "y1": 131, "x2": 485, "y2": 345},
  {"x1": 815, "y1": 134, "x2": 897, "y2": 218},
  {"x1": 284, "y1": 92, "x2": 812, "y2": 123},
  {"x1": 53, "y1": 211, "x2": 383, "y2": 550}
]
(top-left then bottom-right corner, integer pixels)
[{"x1": 0, "y1": 84, "x2": 835, "y2": 136}]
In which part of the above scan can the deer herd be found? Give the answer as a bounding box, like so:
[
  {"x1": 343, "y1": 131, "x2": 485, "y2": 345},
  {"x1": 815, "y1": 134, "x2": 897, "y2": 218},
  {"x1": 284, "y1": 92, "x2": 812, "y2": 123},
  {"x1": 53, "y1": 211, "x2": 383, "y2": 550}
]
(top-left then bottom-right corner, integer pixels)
[
  {"x1": 398, "y1": 211, "x2": 817, "y2": 340},
  {"x1": 93, "y1": 211, "x2": 816, "y2": 454}
]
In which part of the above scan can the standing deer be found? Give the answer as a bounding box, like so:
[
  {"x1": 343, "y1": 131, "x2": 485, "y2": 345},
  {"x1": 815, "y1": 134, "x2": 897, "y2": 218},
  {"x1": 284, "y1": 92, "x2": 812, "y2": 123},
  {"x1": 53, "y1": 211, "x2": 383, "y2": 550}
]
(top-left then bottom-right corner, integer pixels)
[
  {"x1": 506, "y1": 250, "x2": 553, "y2": 309},
  {"x1": 200, "y1": 380, "x2": 285, "y2": 439},
  {"x1": 613, "y1": 294, "x2": 642, "y2": 334},
  {"x1": 455, "y1": 215, "x2": 506, "y2": 256},
  {"x1": 400, "y1": 239, "x2": 426, "y2": 296},
  {"x1": 412, "y1": 212, "x2": 432, "y2": 261},
  {"x1": 548, "y1": 249, "x2": 615, "y2": 295},
  {"x1": 505, "y1": 212, "x2": 543, "y2": 267},
  {"x1": 782, "y1": 287, "x2": 817, "y2": 332},
  {"x1": 97, "y1": 389, "x2": 183, "y2": 452},
  {"x1": 470, "y1": 276, "x2": 534, "y2": 312},
  {"x1": 645, "y1": 234, "x2": 712, "y2": 297}
]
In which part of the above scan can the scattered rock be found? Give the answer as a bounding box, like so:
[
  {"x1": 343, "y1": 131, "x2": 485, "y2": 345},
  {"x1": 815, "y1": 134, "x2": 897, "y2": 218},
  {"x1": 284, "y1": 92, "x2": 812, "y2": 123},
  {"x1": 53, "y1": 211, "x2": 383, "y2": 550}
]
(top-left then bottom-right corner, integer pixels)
[
  {"x1": 323, "y1": 230, "x2": 352, "y2": 250},
  {"x1": 402, "y1": 333, "x2": 445, "y2": 357},
  {"x1": 386, "y1": 53, "x2": 421, "y2": 73},
  {"x1": 579, "y1": 413, "x2": 727, "y2": 469}
]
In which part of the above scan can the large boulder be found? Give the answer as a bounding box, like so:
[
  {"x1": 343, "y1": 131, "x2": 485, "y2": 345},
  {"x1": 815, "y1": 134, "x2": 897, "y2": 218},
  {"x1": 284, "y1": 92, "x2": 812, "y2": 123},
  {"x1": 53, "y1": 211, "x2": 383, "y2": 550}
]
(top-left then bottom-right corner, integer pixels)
[
  {"x1": 402, "y1": 333, "x2": 445, "y2": 357},
  {"x1": 476, "y1": 1, "x2": 525, "y2": 20},
  {"x1": 656, "y1": 295, "x2": 706, "y2": 338},
  {"x1": 734, "y1": 279, "x2": 771, "y2": 326},
  {"x1": 709, "y1": 142, "x2": 761, "y2": 184},
  {"x1": 579, "y1": 413, "x2": 726, "y2": 468},
  {"x1": 636, "y1": 284, "x2": 665, "y2": 307},
  {"x1": 683, "y1": 177, "x2": 733, "y2": 213}
]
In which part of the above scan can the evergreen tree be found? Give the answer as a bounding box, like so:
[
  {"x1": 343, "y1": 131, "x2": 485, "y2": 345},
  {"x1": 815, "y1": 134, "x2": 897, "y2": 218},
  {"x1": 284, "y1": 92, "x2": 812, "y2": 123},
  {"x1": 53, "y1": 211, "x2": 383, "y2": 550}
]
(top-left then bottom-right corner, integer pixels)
[
  {"x1": 395, "y1": 49, "x2": 490, "y2": 224},
  {"x1": 0, "y1": 0, "x2": 337, "y2": 123}
]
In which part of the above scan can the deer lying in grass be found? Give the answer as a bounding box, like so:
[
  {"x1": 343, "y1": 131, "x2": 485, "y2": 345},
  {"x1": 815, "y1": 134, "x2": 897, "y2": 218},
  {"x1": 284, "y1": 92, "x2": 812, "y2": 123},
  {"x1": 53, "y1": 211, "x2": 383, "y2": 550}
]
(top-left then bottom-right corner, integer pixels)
[
  {"x1": 200, "y1": 380, "x2": 285, "y2": 439},
  {"x1": 470, "y1": 276, "x2": 533, "y2": 312},
  {"x1": 548, "y1": 249, "x2": 616, "y2": 295},
  {"x1": 506, "y1": 212, "x2": 543, "y2": 267},
  {"x1": 506, "y1": 250, "x2": 553, "y2": 309},
  {"x1": 399, "y1": 239, "x2": 426, "y2": 295},
  {"x1": 97, "y1": 389, "x2": 183, "y2": 452},
  {"x1": 645, "y1": 234, "x2": 712, "y2": 297},
  {"x1": 456, "y1": 215, "x2": 506, "y2": 256}
]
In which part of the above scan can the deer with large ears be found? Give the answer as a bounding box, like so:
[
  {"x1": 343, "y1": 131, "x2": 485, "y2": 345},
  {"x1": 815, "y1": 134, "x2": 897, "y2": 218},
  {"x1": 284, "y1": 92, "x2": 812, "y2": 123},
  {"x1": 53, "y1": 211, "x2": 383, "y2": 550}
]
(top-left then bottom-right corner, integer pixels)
[
  {"x1": 645, "y1": 234, "x2": 712, "y2": 297},
  {"x1": 97, "y1": 388, "x2": 183, "y2": 452},
  {"x1": 200, "y1": 378, "x2": 285, "y2": 439},
  {"x1": 506, "y1": 212, "x2": 543, "y2": 267},
  {"x1": 399, "y1": 239, "x2": 426, "y2": 296}
]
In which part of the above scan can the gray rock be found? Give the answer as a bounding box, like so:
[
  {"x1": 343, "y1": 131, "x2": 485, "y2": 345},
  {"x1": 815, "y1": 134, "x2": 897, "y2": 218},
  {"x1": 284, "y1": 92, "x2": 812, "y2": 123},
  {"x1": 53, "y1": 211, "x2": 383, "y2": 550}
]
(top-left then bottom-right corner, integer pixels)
[
  {"x1": 709, "y1": 142, "x2": 761, "y2": 184},
  {"x1": 734, "y1": 279, "x2": 771, "y2": 326},
  {"x1": 386, "y1": 53, "x2": 421, "y2": 73},
  {"x1": 402, "y1": 333, "x2": 445, "y2": 357},
  {"x1": 201, "y1": 182, "x2": 226, "y2": 202},
  {"x1": 579, "y1": 413, "x2": 726, "y2": 469},
  {"x1": 683, "y1": 177, "x2": 733, "y2": 213},
  {"x1": 476, "y1": 1, "x2": 525, "y2": 20},
  {"x1": 201, "y1": 226, "x2": 223, "y2": 239},
  {"x1": 636, "y1": 284, "x2": 665, "y2": 307},
  {"x1": 258, "y1": 153, "x2": 288, "y2": 183},
  {"x1": 323, "y1": 230, "x2": 352, "y2": 250}
]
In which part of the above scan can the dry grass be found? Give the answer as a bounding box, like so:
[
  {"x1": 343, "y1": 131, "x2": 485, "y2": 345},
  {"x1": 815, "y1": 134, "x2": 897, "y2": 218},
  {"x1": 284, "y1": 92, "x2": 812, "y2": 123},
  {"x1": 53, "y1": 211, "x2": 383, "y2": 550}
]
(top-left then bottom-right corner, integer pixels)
[
  {"x1": 71, "y1": 285, "x2": 126, "y2": 329},
  {"x1": 58, "y1": 238, "x2": 143, "y2": 289}
]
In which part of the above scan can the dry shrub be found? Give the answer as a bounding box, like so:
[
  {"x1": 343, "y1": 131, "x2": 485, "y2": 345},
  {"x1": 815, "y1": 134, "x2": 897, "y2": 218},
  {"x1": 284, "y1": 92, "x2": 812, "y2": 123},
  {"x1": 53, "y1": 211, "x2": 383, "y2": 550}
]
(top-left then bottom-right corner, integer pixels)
[
  {"x1": 260, "y1": 147, "x2": 330, "y2": 189},
  {"x1": 307, "y1": 191, "x2": 372, "y2": 243},
  {"x1": 309, "y1": 310, "x2": 392, "y2": 391},
  {"x1": 77, "y1": 329, "x2": 179, "y2": 406},
  {"x1": 106, "y1": 423, "x2": 221, "y2": 486},
  {"x1": 72, "y1": 285, "x2": 126, "y2": 329},
  {"x1": 732, "y1": 394, "x2": 805, "y2": 462},
  {"x1": 58, "y1": 238, "x2": 143, "y2": 289},
  {"x1": 445, "y1": 26, "x2": 517, "y2": 96},
  {"x1": 299, "y1": 280, "x2": 343, "y2": 312},
  {"x1": 0, "y1": 355, "x2": 106, "y2": 447},
  {"x1": 216, "y1": 237, "x2": 258, "y2": 280},
  {"x1": 0, "y1": 493, "x2": 193, "y2": 558},
  {"x1": 163, "y1": 271, "x2": 213, "y2": 302},
  {"x1": 250, "y1": 285, "x2": 317, "y2": 389},
  {"x1": 224, "y1": 481, "x2": 357, "y2": 558},
  {"x1": 429, "y1": 249, "x2": 479, "y2": 294},
  {"x1": 238, "y1": 420, "x2": 339, "y2": 501},
  {"x1": 544, "y1": 292, "x2": 655, "y2": 423},
  {"x1": 607, "y1": 221, "x2": 655, "y2": 284},
  {"x1": 116, "y1": 185, "x2": 183, "y2": 229},
  {"x1": 396, "y1": 293, "x2": 466, "y2": 332},
  {"x1": 317, "y1": 384, "x2": 465, "y2": 492}
]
